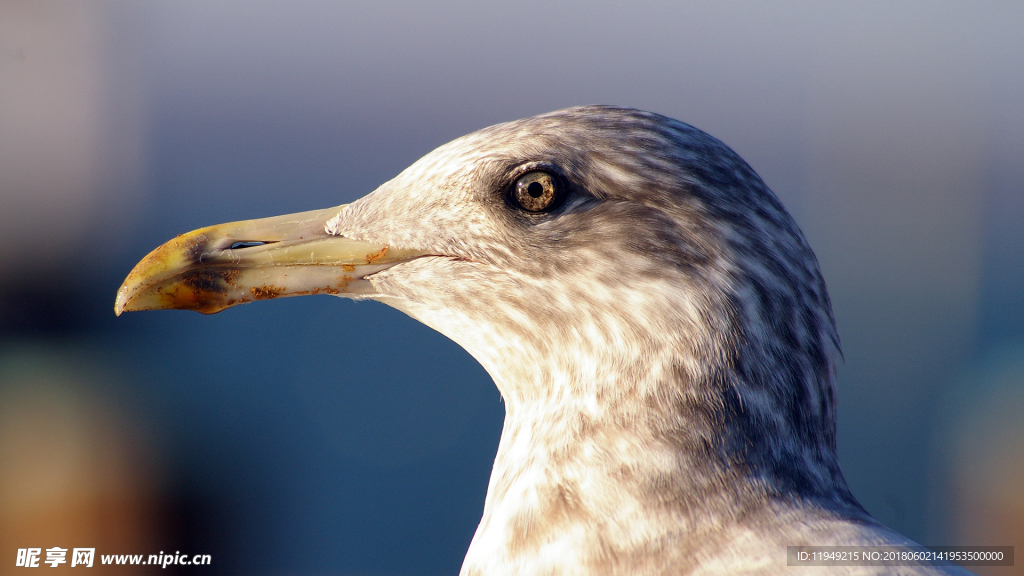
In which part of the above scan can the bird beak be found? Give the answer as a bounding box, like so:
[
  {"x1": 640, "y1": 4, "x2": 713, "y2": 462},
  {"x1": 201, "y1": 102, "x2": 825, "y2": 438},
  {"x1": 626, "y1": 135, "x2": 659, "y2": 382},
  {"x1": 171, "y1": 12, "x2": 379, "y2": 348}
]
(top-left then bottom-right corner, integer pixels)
[{"x1": 114, "y1": 206, "x2": 423, "y2": 315}]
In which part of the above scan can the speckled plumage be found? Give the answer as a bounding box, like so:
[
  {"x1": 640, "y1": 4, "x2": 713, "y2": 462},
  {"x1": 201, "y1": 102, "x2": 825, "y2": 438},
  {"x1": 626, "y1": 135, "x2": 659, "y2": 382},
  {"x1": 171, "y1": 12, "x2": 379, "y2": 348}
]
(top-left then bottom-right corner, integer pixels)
[{"x1": 319, "y1": 106, "x2": 965, "y2": 575}]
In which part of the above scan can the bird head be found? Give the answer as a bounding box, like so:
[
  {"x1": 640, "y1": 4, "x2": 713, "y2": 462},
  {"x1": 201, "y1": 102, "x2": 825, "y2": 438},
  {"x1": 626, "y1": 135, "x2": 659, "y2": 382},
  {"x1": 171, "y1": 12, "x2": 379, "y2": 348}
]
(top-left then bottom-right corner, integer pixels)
[{"x1": 117, "y1": 106, "x2": 845, "y2": 496}]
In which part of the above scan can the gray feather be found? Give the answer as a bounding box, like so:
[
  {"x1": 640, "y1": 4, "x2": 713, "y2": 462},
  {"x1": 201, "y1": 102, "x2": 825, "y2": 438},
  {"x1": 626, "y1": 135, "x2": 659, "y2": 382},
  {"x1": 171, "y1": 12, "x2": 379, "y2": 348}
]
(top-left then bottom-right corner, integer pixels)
[{"x1": 326, "y1": 106, "x2": 970, "y2": 575}]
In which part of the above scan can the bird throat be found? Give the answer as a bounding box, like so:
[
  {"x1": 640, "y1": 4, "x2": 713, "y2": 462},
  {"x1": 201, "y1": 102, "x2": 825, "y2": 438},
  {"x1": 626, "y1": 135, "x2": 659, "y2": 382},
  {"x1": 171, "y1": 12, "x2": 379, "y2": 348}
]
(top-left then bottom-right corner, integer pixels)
[{"x1": 460, "y1": 355, "x2": 784, "y2": 574}]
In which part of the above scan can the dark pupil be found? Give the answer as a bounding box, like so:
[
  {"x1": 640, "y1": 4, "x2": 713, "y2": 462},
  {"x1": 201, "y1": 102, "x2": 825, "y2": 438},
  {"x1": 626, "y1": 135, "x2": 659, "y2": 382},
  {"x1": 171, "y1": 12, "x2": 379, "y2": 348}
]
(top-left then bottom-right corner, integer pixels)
[{"x1": 527, "y1": 182, "x2": 544, "y2": 198}]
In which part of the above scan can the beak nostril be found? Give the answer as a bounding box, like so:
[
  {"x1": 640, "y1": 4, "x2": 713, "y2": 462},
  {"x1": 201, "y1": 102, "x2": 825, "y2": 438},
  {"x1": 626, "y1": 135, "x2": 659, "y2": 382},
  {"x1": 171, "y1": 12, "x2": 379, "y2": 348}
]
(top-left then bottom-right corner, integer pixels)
[{"x1": 229, "y1": 241, "x2": 270, "y2": 250}]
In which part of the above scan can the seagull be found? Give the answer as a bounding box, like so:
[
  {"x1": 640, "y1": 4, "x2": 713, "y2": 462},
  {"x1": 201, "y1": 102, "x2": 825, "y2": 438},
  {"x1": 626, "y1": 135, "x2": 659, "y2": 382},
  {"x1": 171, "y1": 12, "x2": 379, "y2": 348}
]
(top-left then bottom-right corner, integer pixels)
[{"x1": 116, "y1": 106, "x2": 971, "y2": 575}]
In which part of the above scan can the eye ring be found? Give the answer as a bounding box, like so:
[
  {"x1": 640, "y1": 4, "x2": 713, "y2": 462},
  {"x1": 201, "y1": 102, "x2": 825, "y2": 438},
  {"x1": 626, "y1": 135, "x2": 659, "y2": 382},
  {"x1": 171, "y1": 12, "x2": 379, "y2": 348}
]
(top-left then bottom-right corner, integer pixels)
[{"x1": 510, "y1": 170, "x2": 560, "y2": 212}]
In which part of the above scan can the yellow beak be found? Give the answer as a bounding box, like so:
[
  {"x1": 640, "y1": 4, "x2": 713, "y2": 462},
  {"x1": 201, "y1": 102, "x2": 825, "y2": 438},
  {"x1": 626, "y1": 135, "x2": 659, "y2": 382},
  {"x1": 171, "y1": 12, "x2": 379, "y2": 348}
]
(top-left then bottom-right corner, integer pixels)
[{"x1": 114, "y1": 206, "x2": 423, "y2": 315}]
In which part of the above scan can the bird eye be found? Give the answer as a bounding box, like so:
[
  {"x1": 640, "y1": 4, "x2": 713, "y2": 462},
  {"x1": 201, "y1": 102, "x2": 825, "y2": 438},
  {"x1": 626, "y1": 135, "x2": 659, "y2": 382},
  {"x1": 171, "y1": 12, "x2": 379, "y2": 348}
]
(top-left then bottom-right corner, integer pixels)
[{"x1": 511, "y1": 171, "x2": 559, "y2": 212}]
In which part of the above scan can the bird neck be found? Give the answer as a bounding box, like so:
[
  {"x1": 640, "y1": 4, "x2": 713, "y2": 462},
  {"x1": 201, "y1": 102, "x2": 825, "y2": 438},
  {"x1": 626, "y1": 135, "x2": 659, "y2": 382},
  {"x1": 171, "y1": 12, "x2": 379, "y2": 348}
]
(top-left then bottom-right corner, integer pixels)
[
  {"x1": 461, "y1": 351, "x2": 857, "y2": 574},
  {"x1": 461, "y1": 361, "x2": 756, "y2": 571}
]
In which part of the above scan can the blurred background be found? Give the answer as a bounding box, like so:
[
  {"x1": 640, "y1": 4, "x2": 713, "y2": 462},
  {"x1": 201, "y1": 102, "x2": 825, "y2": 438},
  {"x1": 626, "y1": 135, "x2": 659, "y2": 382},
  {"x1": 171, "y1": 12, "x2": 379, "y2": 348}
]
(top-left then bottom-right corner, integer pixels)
[{"x1": 1, "y1": 1, "x2": 1022, "y2": 574}]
